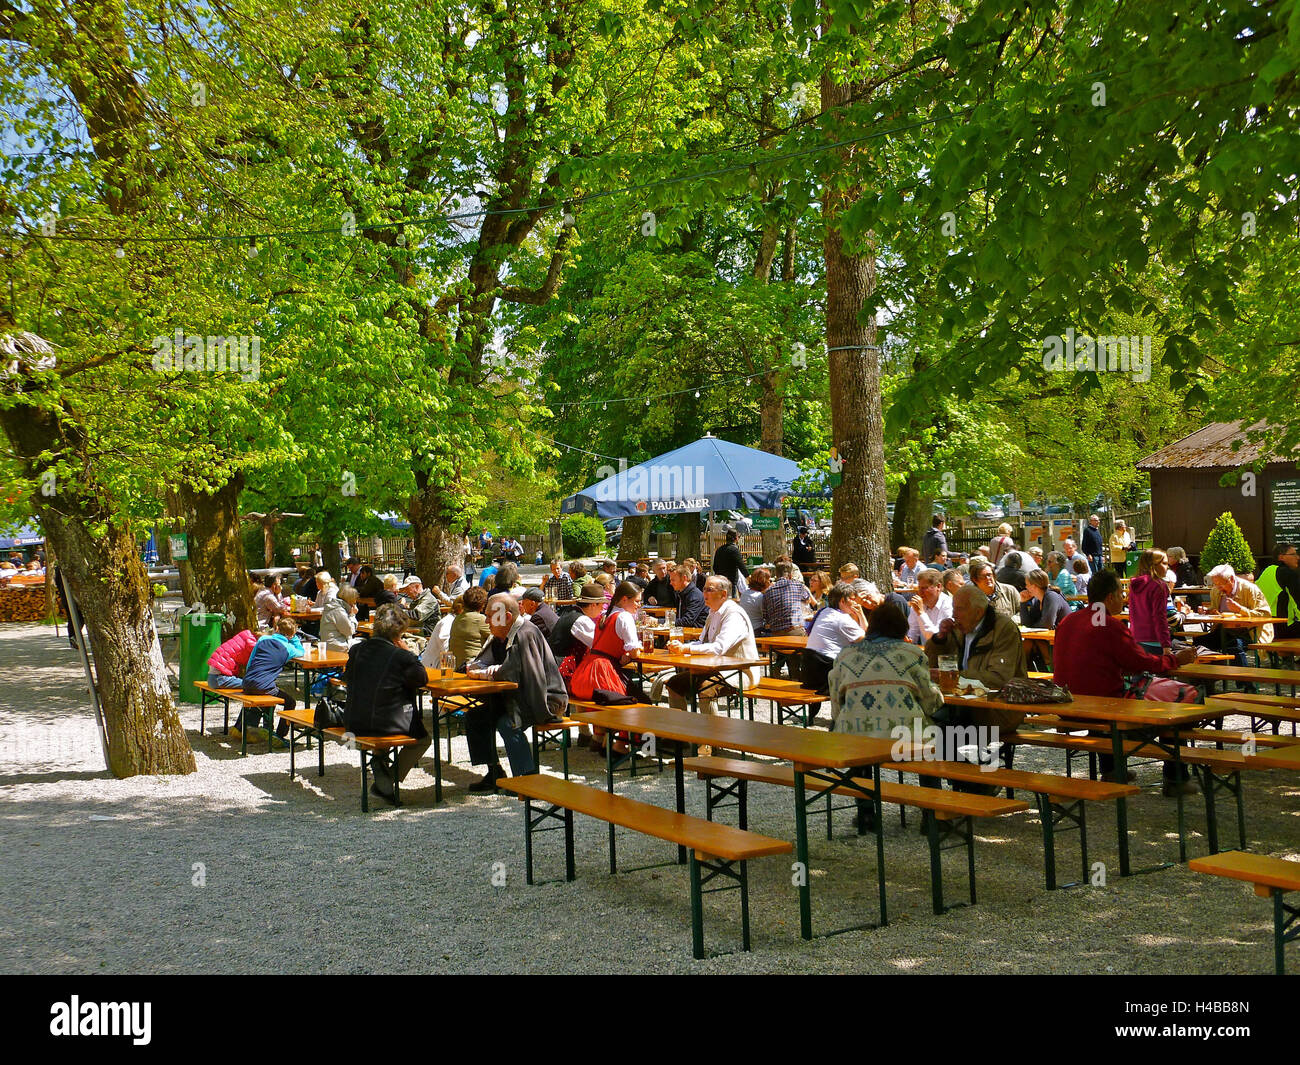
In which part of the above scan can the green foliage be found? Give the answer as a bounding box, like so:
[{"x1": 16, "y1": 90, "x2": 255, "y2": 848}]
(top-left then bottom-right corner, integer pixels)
[
  {"x1": 561, "y1": 514, "x2": 606, "y2": 558},
  {"x1": 1200, "y1": 512, "x2": 1256, "y2": 573}
]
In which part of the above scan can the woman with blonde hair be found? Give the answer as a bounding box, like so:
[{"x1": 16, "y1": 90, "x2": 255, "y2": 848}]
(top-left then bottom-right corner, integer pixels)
[
  {"x1": 1128, "y1": 548, "x2": 1174, "y2": 652},
  {"x1": 988, "y1": 523, "x2": 1016, "y2": 566},
  {"x1": 806, "y1": 570, "x2": 834, "y2": 610}
]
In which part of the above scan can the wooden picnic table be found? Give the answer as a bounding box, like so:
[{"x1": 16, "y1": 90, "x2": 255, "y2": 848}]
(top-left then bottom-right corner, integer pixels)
[
  {"x1": 568, "y1": 703, "x2": 896, "y2": 940},
  {"x1": 291, "y1": 647, "x2": 349, "y2": 700},
  {"x1": 755, "y1": 634, "x2": 808, "y2": 652},
  {"x1": 1174, "y1": 662, "x2": 1300, "y2": 698},
  {"x1": 944, "y1": 691, "x2": 1218, "y2": 875},
  {"x1": 1252, "y1": 638, "x2": 1300, "y2": 655},
  {"x1": 418, "y1": 669, "x2": 519, "y2": 802},
  {"x1": 287, "y1": 609, "x2": 322, "y2": 622},
  {"x1": 630, "y1": 649, "x2": 766, "y2": 714}
]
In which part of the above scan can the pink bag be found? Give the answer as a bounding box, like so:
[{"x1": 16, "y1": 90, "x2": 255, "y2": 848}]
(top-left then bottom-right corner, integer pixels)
[{"x1": 1123, "y1": 673, "x2": 1199, "y2": 703}]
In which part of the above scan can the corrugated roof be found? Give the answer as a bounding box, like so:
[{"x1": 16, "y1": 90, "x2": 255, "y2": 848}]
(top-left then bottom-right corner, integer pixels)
[{"x1": 1137, "y1": 421, "x2": 1293, "y2": 470}]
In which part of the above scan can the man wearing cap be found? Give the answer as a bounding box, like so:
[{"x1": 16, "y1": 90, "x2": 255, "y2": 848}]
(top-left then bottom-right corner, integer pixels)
[
  {"x1": 400, "y1": 575, "x2": 441, "y2": 635},
  {"x1": 1207, "y1": 564, "x2": 1273, "y2": 663},
  {"x1": 791, "y1": 525, "x2": 817, "y2": 569},
  {"x1": 519, "y1": 587, "x2": 559, "y2": 638}
]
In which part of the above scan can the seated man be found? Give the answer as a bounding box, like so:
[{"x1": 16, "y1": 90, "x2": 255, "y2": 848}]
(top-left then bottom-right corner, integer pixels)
[
  {"x1": 628, "y1": 563, "x2": 650, "y2": 591},
  {"x1": 924, "y1": 584, "x2": 1028, "y2": 733},
  {"x1": 1206, "y1": 563, "x2": 1274, "y2": 664},
  {"x1": 906, "y1": 568, "x2": 952, "y2": 645},
  {"x1": 477, "y1": 558, "x2": 499, "y2": 588},
  {"x1": 1054, "y1": 569, "x2": 1197, "y2": 794},
  {"x1": 762, "y1": 560, "x2": 811, "y2": 677},
  {"x1": 432, "y1": 563, "x2": 470, "y2": 608},
  {"x1": 344, "y1": 603, "x2": 433, "y2": 804},
  {"x1": 643, "y1": 558, "x2": 675, "y2": 606},
  {"x1": 568, "y1": 560, "x2": 592, "y2": 597},
  {"x1": 353, "y1": 564, "x2": 384, "y2": 621},
  {"x1": 254, "y1": 574, "x2": 288, "y2": 628},
  {"x1": 803, "y1": 581, "x2": 867, "y2": 694},
  {"x1": 399, "y1": 575, "x2": 441, "y2": 635},
  {"x1": 664, "y1": 576, "x2": 762, "y2": 740},
  {"x1": 968, "y1": 558, "x2": 1020, "y2": 619},
  {"x1": 519, "y1": 587, "x2": 559, "y2": 638},
  {"x1": 671, "y1": 562, "x2": 710, "y2": 627},
  {"x1": 540, "y1": 557, "x2": 575, "y2": 600},
  {"x1": 465, "y1": 593, "x2": 568, "y2": 791}
]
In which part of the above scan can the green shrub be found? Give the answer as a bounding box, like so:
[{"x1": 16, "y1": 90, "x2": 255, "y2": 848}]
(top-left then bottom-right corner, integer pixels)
[
  {"x1": 1199, "y1": 511, "x2": 1255, "y2": 574},
  {"x1": 561, "y1": 514, "x2": 606, "y2": 558}
]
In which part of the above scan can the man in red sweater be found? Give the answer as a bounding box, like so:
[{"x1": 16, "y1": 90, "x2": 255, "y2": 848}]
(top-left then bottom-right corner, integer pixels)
[{"x1": 1054, "y1": 569, "x2": 1198, "y2": 796}]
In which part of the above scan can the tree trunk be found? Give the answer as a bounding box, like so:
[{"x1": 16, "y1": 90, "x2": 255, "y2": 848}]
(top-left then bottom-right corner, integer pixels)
[
  {"x1": 891, "y1": 472, "x2": 932, "y2": 557},
  {"x1": 675, "y1": 513, "x2": 701, "y2": 564},
  {"x1": 1, "y1": 391, "x2": 195, "y2": 777},
  {"x1": 759, "y1": 372, "x2": 787, "y2": 561},
  {"x1": 170, "y1": 475, "x2": 256, "y2": 637},
  {"x1": 408, "y1": 473, "x2": 465, "y2": 589},
  {"x1": 618, "y1": 515, "x2": 651, "y2": 563},
  {"x1": 822, "y1": 66, "x2": 891, "y2": 589}
]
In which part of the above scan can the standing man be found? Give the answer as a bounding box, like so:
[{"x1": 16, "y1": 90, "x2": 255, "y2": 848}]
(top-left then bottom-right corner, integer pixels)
[
  {"x1": 791, "y1": 525, "x2": 818, "y2": 570},
  {"x1": 711, "y1": 529, "x2": 749, "y2": 597},
  {"x1": 921, "y1": 513, "x2": 948, "y2": 566},
  {"x1": 1082, "y1": 515, "x2": 1106, "y2": 575}
]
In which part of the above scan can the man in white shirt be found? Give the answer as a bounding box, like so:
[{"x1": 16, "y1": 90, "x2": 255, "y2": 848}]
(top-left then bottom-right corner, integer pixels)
[
  {"x1": 906, "y1": 568, "x2": 953, "y2": 644},
  {"x1": 433, "y1": 563, "x2": 470, "y2": 607},
  {"x1": 1062, "y1": 538, "x2": 1091, "y2": 575},
  {"x1": 665, "y1": 577, "x2": 761, "y2": 748}
]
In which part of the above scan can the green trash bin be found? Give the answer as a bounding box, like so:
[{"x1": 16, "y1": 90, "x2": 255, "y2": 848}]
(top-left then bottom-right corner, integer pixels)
[
  {"x1": 1124, "y1": 548, "x2": 1143, "y2": 577},
  {"x1": 179, "y1": 613, "x2": 225, "y2": 703}
]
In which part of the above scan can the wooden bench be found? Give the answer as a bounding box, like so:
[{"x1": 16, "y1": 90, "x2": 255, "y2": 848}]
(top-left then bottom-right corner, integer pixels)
[
  {"x1": 277, "y1": 706, "x2": 422, "y2": 812},
  {"x1": 881, "y1": 758, "x2": 1138, "y2": 891},
  {"x1": 229, "y1": 693, "x2": 288, "y2": 756},
  {"x1": 500, "y1": 773, "x2": 792, "y2": 958},
  {"x1": 193, "y1": 681, "x2": 243, "y2": 737},
  {"x1": 1188, "y1": 851, "x2": 1300, "y2": 974},
  {"x1": 742, "y1": 682, "x2": 826, "y2": 728},
  {"x1": 1173, "y1": 728, "x2": 1300, "y2": 750},
  {"x1": 1005, "y1": 729, "x2": 1250, "y2": 854},
  {"x1": 567, "y1": 698, "x2": 668, "y2": 776},
  {"x1": 685, "y1": 755, "x2": 1027, "y2": 914},
  {"x1": 531, "y1": 717, "x2": 582, "y2": 779},
  {"x1": 1204, "y1": 695, "x2": 1300, "y2": 735}
]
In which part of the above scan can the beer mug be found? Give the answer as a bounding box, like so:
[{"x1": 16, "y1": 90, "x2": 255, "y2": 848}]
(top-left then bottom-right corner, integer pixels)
[
  {"x1": 439, "y1": 651, "x2": 455, "y2": 675},
  {"x1": 664, "y1": 608, "x2": 676, "y2": 629},
  {"x1": 938, "y1": 655, "x2": 959, "y2": 694}
]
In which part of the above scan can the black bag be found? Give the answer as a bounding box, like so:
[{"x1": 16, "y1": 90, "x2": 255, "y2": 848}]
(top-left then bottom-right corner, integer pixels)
[
  {"x1": 593, "y1": 688, "x2": 635, "y2": 706},
  {"x1": 314, "y1": 694, "x2": 346, "y2": 729}
]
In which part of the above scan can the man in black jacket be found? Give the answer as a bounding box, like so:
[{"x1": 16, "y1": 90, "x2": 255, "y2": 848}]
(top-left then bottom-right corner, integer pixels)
[
  {"x1": 711, "y1": 530, "x2": 749, "y2": 596},
  {"x1": 643, "y1": 558, "x2": 675, "y2": 607},
  {"x1": 921, "y1": 514, "x2": 948, "y2": 565},
  {"x1": 519, "y1": 588, "x2": 559, "y2": 638},
  {"x1": 1082, "y1": 515, "x2": 1106, "y2": 574},
  {"x1": 670, "y1": 564, "x2": 710, "y2": 626},
  {"x1": 791, "y1": 526, "x2": 818, "y2": 569},
  {"x1": 344, "y1": 604, "x2": 432, "y2": 804}
]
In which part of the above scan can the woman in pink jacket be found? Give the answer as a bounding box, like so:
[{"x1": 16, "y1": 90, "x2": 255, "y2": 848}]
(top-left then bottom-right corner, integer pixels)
[
  {"x1": 1127, "y1": 549, "x2": 1173, "y2": 652},
  {"x1": 207, "y1": 629, "x2": 259, "y2": 689}
]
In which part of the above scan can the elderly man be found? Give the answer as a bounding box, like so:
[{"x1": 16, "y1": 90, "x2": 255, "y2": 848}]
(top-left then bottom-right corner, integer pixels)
[
  {"x1": 465, "y1": 593, "x2": 568, "y2": 791},
  {"x1": 941, "y1": 568, "x2": 966, "y2": 598},
  {"x1": 399, "y1": 575, "x2": 440, "y2": 635},
  {"x1": 1206, "y1": 563, "x2": 1274, "y2": 663},
  {"x1": 924, "y1": 584, "x2": 1028, "y2": 731},
  {"x1": 838, "y1": 563, "x2": 882, "y2": 606},
  {"x1": 1055, "y1": 569, "x2": 1197, "y2": 793},
  {"x1": 433, "y1": 563, "x2": 470, "y2": 608},
  {"x1": 762, "y1": 560, "x2": 811, "y2": 677},
  {"x1": 968, "y1": 558, "x2": 1019, "y2": 619},
  {"x1": 907, "y1": 568, "x2": 953, "y2": 645},
  {"x1": 643, "y1": 558, "x2": 675, "y2": 606},
  {"x1": 1062, "y1": 538, "x2": 1090, "y2": 577},
  {"x1": 670, "y1": 562, "x2": 710, "y2": 627},
  {"x1": 519, "y1": 587, "x2": 559, "y2": 638},
  {"x1": 1082, "y1": 515, "x2": 1105, "y2": 574}
]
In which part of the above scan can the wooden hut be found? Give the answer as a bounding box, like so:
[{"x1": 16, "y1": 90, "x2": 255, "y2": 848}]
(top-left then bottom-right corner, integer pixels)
[{"x1": 1137, "y1": 421, "x2": 1300, "y2": 562}]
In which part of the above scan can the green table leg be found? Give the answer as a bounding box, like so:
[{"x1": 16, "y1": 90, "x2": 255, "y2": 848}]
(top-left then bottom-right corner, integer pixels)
[
  {"x1": 794, "y1": 769, "x2": 811, "y2": 939},
  {"x1": 1112, "y1": 727, "x2": 1129, "y2": 876}
]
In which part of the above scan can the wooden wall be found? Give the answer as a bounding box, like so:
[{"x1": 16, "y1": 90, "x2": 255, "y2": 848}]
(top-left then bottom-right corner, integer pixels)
[{"x1": 1149, "y1": 461, "x2": 1298, "y2": 562}]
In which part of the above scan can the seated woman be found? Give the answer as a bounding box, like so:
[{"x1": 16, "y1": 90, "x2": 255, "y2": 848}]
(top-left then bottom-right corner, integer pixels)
[
  {"x1": 1128, "y1": 548, "x2": 1175, "y2": 654},
  {"x1": 320, "y1": 583, "x2": 359, "y2": 653},
  {"x1": 806, "y1": 570, "x2": 834, "y2": 610},
  {"x1": 1019, "y1": 568, "x2": 1071, "y2": 670},
  {"x1": 449, "y1": 586, "x2": 492, "y2": 667},
  {"x1": 570, "y1": 581, "x2": 643, "y2": 754},
  {"x1": 375, "y1": 574, "x2": 402, "y2": 609},
  {"x1": 206, "y1": 628, "x2": 258, "y2": 694},
  {"x1": 802, "y1": 581, "x2": 868, "y2": 695},
  {"x1": 343, "y1": 604, "x2": 432, "y2": 805},
  {"x1": 1045, "y1": 551, "x2": 1076, "y2": 603}
]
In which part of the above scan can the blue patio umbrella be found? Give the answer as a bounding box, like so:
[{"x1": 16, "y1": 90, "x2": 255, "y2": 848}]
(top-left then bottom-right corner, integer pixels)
[
  {"x1": 560, "y1": 435, "x2": 815, "y2": 519},
  {"x1": 0, "y1": 523, "x2": 44, "y2": 551}
]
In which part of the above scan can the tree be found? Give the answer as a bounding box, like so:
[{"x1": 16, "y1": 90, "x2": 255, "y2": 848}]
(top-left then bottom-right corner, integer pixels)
[{"x1": 1200, "y1": 512, "x2": 1256, "y2": 574}]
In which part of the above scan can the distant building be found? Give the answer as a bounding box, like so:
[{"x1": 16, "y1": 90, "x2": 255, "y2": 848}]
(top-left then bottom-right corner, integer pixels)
[{"x1": 1137, "y1": 421, "x2": 1300, "y2": 562}]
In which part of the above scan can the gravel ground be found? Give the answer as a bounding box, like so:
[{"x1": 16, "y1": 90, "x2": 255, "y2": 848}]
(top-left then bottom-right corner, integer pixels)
[{"x1": 2, "y1": 620, "x2": 1297, "y2": 975}]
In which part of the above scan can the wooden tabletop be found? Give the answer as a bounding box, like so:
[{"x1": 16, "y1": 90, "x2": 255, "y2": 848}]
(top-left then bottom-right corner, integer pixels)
[
  {"x1": 423, "y1": 669, "x2": 518, "y2": 696},
  {"x1": 651, "y1": 625, "x2": 702, "y2": 639},
  {"x1": 1179, "y1": 614, "x2": 1286, "y2": 627},
  {"x1": 643, "y1": 606, "x2": 671, "y2": 617},
  {"x1": 1253, "y1": 639, "x2": 1300, "y2": 654},
  {"x1": 287, "y1": 610, "x2": 322, "y2": 621},
  {"x1": 943, "y1": 691, "x2": 1217, "y2": 728},
  {"x1": 1018, "y1": 628, "x2": 1055, "y2": 643},
  {"x1": 569, "y1": 705, "x2": 895, "y2": 769},
  {"x1": 632, "y1": 650, "x2": 767, "y2": 673},
  {"x1": 755, "y1": 634, "x2": 809, "y2": 651},
  {"x1": 1243, "y1": 745, "x2": 1300, "y2": 772},
  {"x1": 1174, "y1": 663, "x2": 1300, "y2": 685},
  {"x1": 292, "y1": 650, "x2": 349, "y2": 669}
]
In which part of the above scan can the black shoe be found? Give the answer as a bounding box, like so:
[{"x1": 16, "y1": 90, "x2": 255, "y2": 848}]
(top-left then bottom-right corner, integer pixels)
[
  {"x1": 370, "y1": 755, "x2": 394, "y2": 795},
  {"x1": 369, "y1": 782, "x2": 397, "y2": 806},
  {"x1": 275, "y1": 719, "x2": 290, "y2": 739},
  {"x1": 855, "y1": 802, "x2": 876, "y2": 834},
  {"x1": 468, "y1": 767, "x2": 504, "y2": 793}
]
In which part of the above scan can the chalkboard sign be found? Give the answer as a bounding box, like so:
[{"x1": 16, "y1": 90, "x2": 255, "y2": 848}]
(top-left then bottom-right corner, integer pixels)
[{"x1": 1272, "y1": 479, "x2": 1300, "y2": 546}]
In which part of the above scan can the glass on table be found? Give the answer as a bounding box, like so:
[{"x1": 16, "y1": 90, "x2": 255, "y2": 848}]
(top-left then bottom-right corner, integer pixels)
[
  {"x1": 664, "y1": 608, "x2": 676, "y2": 629},
  {"x1": 938, "y1": 655, "x2": 959, "y2": 694},
  {"x1": 439, "y1": 650, "x2": 456, "y2": 676}
]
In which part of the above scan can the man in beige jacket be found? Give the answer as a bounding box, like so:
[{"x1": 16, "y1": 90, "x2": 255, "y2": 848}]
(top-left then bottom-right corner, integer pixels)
[{"x1": 1207, "y1": 564, "x2": 1273, "y2": 664}]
